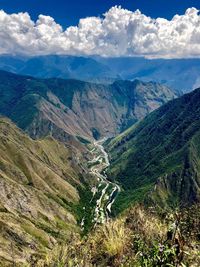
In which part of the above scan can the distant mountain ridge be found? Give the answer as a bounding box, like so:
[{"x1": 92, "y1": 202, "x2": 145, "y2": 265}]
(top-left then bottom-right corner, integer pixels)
[
  {"x1": 0, "y1": 70, "x2": 176, "y2": 142},
  {"x1": 0, "y1": 55, "x2": 116, "y2": 82},
  {"x1": 1, "y1": 55, "x2": 200, "y2": 92},
  {"x1": 98, "y1": 57, "x2": 200, "y2": 93}
]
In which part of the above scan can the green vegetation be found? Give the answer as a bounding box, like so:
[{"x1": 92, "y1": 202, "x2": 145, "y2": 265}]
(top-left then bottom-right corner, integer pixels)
[
  {"x1": 0, "y1": 70, "x2": 176, "y2": 142},
  {"x1": 72, "y1": 185, "x2": 96, "y2": 235},
  {"x1": 91, "y1": 128, "x2": 100, "y2": 140},
  {"x1": 19, "y1": 204, "x2": 200, "y2": 267},
  {"x1": 0, "y1": 118, "x2": 86, "y2": 263},
  {"x1": 112, "y1": 184, "x2": 152, "y2": 215},
  {"x1": 108, "y1": 88, "x2": 200, "y2": 211},
  {"x1": 76, "y1": 135, "x2": 91, "y2": 145},
  {"x1": 0, "y1": 70, "x2": 200, "y2": 266}
]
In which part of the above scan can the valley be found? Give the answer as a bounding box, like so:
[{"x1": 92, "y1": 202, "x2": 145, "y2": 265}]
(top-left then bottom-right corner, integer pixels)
[
  {"x1": 107, "y1": 87, "x2": 200, "y2": 212},
  {"x1": 1, "y1": 2, "x2": 200, "y2": 266},
  {"x1": 0, "y1": 70, "x2": 199, "y2": 266},
  {"x1": 80, "y1": 138, "x2": 121, "y2": 232},
  {"x1": 87, "y1": 138, "x2": 120, "y2": 228}
]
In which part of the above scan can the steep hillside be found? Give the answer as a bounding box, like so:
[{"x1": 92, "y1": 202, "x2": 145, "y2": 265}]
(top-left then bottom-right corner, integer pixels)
[
  {"x1": 11, "y1": 203, "x2": 200, "y2": 266},
  {"x1": 0, "y1": 117, "x2": 90, "y2": 265},
  {"x1": 0, "y1": 70, "x2": 176, "y2": 141},
  {"x1": 107, "y1": 87, "x2": 200, "y2": 212}
]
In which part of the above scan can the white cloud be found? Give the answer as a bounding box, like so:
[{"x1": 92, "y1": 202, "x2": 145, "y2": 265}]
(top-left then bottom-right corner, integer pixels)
[{"x1": 0, "y1": 6, "x2": 199, "y2": 58}]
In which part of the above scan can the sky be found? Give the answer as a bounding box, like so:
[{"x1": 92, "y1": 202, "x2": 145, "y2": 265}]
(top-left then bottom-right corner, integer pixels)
[
  {"x1": 0, "y1": 0, "x2": 199, "y2": 27},
  {"x1": 0, "y1": 0, "x2": 200, "y2": 58}
]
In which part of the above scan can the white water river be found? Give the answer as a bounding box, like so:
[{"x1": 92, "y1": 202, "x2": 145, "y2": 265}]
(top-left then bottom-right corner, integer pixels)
[{"x1": 88, "y1": 138, "x2": 121, "y2": 228}]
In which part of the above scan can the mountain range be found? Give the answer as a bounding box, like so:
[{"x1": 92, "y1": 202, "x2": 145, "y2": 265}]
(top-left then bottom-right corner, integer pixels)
[
  {"x1": 0, "y1": 70, "x2": 176, "y2": 141},
  {"x1": 0, "y1": 68, "x2": 200, "y2": 265},
  {"x1": 1, "y1": 55, "x2": 200, "y2": 92}
]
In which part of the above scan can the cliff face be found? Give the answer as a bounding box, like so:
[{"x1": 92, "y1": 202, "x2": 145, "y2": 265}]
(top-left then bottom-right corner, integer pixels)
[{"x1": 0, "y1": 71, "x2": 177, "y2": 141}]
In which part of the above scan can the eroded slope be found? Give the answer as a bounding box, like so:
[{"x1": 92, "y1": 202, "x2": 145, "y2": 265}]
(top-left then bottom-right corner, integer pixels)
[{"x1": 0, "y1": 118, "x2": 89, "y2": 265}]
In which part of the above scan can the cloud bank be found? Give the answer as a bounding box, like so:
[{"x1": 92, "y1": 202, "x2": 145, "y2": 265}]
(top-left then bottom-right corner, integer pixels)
[{"x1": 0, "y1": 6, "x2": 200, "y2": 58}]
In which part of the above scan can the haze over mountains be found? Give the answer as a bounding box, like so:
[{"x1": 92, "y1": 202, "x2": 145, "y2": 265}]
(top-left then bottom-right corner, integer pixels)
[{"x1": 0, "y1": 55, "x2": 200, "y2": 92}]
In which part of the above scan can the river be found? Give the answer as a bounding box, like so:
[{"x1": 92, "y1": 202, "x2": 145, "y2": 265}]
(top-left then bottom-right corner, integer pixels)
[{"x1": 88, "y1": 138, "x2": 121, "y2": 227}]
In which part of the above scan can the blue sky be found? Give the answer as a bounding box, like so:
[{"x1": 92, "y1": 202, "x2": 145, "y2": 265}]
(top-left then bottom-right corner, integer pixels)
[{"x1": 0, "y1": 0, "x2": 199, "y2": 27}]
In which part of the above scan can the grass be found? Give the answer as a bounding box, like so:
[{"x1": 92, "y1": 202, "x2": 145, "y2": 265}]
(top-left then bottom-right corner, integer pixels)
[
  {"x1": 0, "y1": 118, "x2": 90, "y2": 265},
  {"x1": 21, "y1": 222, "x2": 50, "y2": 248},
  {"x1": 112, "y1": 184, "x2": 153, "y2": 215},
  {"x1": 19, "y1": 204, "x2": 200, "y2": 267},
  {"x1": 101, "y1": 219, "x2": 130, "y2": 258}
]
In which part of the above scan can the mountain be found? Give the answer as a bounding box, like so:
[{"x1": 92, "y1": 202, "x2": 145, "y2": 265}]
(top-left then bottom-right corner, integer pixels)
[
  {"x1": 0, "y1": 70, "x2": 199, "y2": 266},
  {"x1": 107, "y1": 87, "x2": 200, "y2": 213},
  {"x1": 0, "y1": 55, "x2": 116, "y2": 82},
  {"x1": 1, "y1": 55, "x2": 200, "y2": 92},
  {"x1": 0, "y1": 70, "x2": 176, "y2": 141},
  {"x1": 0, "y1": 86, "x2": 199, "y2": 267},
  {"x1": 0, "y1": 117, "x2": 92, "y2": 264},
  {"x1": 98, "y1": 57, "x2": 200, "y2": 93}
]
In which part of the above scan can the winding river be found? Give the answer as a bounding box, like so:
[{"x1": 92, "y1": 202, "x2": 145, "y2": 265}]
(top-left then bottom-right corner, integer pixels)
[{"x1": 89, "y1": 138, "x2": 121, "y2": 227}]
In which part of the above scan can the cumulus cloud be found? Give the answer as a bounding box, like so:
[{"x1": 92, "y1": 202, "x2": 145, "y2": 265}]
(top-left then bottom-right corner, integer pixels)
[{"x1": 0, "y1": 6, "x2": 199, "y2": 58}]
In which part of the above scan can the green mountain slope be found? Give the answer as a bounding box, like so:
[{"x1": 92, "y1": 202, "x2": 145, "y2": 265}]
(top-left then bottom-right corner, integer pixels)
[
  {"x1": 107, "y1": 87, "x2": 200, "y2": 212},
  {"x1": 0, "y1": 70, "x2": 177, "y2": 141},
  {"x1": 0, "y1": 117, "x2": 90, "y2": 265}
]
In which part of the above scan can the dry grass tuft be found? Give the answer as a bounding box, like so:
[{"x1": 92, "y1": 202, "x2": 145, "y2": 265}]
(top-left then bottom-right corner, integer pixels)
[
  {"x1": 96, "y1": 219, "x2": 131, "y2": 260},
  {"x1": 102, "y1": 220, "x2": 129, "y2": 257},
  {"x1": 126, "y1": 204, "x2": 167, "y2": 243}
]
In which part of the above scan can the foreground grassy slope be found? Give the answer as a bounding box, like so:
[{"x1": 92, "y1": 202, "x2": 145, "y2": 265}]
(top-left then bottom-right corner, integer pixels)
[
  {"x1": 20, "y1": 204, "x2": 200, "y2": 267},
  {"x1": 107, "y1": 87, "x2": 200, "y2": 212},
  {"x1": 0, "y1": 117, "x2": 90, "y2": 265}
]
